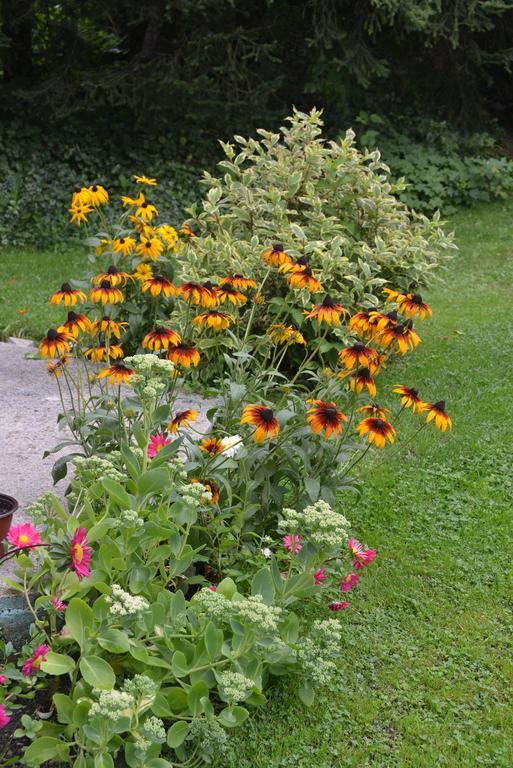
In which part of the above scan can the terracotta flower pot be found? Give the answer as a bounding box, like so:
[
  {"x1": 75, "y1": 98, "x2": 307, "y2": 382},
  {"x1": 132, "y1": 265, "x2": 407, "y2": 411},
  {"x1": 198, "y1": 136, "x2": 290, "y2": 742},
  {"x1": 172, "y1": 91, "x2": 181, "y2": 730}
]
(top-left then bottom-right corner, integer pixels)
[{"x1": 0, "y1": 494, "x2": 19, "y2": 555}]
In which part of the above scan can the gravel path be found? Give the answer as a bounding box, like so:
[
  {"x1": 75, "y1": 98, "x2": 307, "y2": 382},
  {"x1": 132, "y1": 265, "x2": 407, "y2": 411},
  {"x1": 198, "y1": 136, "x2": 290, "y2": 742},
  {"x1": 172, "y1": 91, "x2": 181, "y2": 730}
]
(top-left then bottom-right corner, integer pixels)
[{"x1": 0, "y1": 338, "x2": 215, "y2": 592}]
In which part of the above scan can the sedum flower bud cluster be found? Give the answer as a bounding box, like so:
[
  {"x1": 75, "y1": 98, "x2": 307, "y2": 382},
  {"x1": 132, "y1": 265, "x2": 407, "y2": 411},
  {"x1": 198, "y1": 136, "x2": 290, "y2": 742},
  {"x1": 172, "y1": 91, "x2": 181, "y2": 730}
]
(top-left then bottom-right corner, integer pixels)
[
  {"x1": 115, "y1": 509, "x2": 143, "y2": 528},
  {"x1": 297, "y1": 618, "x2": 343, "y2": 685},
  {"x1": 74, "y1": 456, "x2": 125, "y2": 485},
  {"x1": 193, "y1": 588, "x2": 230, "y2": 620},
  {"x1": 217, "y1": 671, "x2": 254, "y2": 703},
  {"x1": 106, "y1": 584, "x2": 149, "y2": 616},
  {"x1": 138, "y1": 715, "x2": 166, "y2": 745},
  {"x1": 180, "y1": 481, "x2": 212, "y2": 506},
  {"x1": 89, "y1": 689, "x2": 134, "y2": 722},
  {"x1": 123, "y1": 674, "x2": 159, "y2": 698},
  {"x1": 281, "y1": 501, "x2": 350, "y2": 551},
  {"x1": 189, "y1": 717, "x2": 228, "y2": 759},
  {"x1": 124, "y1": 354, "x2": 174, "y2": 378},
  {"x1": 194, "y1": 590, "x2": 282, "y2": 633},
  {"x1": 25, "y1": 491, "x2": 57, "y2": 524}
]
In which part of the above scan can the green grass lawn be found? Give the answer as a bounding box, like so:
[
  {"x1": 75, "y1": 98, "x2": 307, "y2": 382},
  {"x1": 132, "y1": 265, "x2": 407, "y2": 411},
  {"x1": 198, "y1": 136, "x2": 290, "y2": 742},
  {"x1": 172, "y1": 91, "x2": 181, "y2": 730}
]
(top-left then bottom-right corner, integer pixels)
[
  {"x1": 212, "y1": 200, "x2": 513, "y2": 767},
  {"x1": 0, "y1": 246, "x2": 86, "y2": 339},
  {"x1": 2, "y1": 201, "x2": 513, "y2": 765}
]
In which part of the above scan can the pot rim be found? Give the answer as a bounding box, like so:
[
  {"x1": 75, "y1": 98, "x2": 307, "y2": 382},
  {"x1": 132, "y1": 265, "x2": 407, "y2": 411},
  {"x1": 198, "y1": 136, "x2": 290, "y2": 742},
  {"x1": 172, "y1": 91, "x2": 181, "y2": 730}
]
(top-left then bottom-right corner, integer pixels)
[{"x1": 0, "y1": 493, "x2": 19, "y2": 519}]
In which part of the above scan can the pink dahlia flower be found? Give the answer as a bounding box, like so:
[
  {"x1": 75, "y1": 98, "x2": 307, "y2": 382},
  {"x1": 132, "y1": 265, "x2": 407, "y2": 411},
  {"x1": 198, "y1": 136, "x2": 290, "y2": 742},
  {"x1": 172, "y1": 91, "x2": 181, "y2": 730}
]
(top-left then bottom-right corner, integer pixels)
[
  {"x1": 348, "y1": 538, "x2": 377, "y2": 569},
  {"x1": 6, "y1": 523, "x2": 41, "y2": 550},
  {"x1": 22, "y1": 644, "x2": 49, "y2": 677},
  {"x1": 282, "y1": 534, "x2": 301, "y2": 554},
  {"x1": 208, "y1": 585, "x2": 218, "y2": 592},
  {"x1": 147, "y1": 434, "x2": 172, "y2": 458},
  {"x1": 314, "y1": 567, "x2": 327, "y2": 585},
  {"x1": 340, "y1": 573, "x2": 360, "y2": 592},
  {"x1": 0, "y1": 675, "x2": 6, "y2": 685},
  {"x1": 0, "y1": 704, "x2": 10, "y2": 729},
  {"x1": 69, "y1": 528, "x2": 92, "y2": 580},
  {"x1": 329, "y1": 601, "x2": 350, "y2": 611},
  {"x1": 51, "y1": 597, "x2": 67, "y2": 612}
]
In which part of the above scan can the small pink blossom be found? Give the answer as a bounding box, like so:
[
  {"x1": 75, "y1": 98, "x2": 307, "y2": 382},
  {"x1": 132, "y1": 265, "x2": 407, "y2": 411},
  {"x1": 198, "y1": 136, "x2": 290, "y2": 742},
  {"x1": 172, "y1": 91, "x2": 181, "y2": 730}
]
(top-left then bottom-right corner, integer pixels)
[
  {"x1": 348, "y1": 538, "x2": 377, "y2": 569},
  {"x1": 6, "y1": 523, "x2": 41, "y2": 550},
  {"x1": 22, "y1": 644, "x2": 49, "y2": 677},
  {"x1": 0, "y1": 675, "x2": 6, "y2": 685},
  {"x1": 282, "y1": 534, "x2": 301, "y2": 554},
  {"x1": 51, "y1": 597, "x2": 67, "y2": 612},
  {"x1": 208, "y1": 585, "x2": 217, "y2": 592},
  {"x1": 340, "y1": 573, "x2": 360, "y2": 593},
  {"x1": 329, "y1": 601, "x2": 350, "y2": 611},
  {"x1": 0, "y1": 704, "x2": 10, "y2": 729},
  {"x1": 147, "y1": 434, "x2": 172, "y2": 458},
  {"x1": 314, "y1": 567, "x2": 327, "y2": 585},
  {"x1": 69, "y1": 528, "x2": 92, "y2": 580}
]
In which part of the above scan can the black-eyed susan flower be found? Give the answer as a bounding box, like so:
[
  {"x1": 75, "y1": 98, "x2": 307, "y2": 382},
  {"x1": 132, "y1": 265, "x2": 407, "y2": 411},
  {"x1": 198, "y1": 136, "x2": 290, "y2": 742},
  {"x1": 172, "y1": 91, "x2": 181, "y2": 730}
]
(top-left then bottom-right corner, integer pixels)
[
  {"x1": 46, "y1": 355, "x2": 70, "y2": 378},
  {"x1": 141, "y1": 274, "x2": 175, "y2": 298},
  {"x1": 380, "y1": 322, "x2": 421, "y2": 355},
  {"x1": 398, "y1": 293, "x2": 432, "y2": 320},
  {"x1": 58, "y1": 311, "x2": 91, "y2": 338},
  {"x1": 347, "y1": 367, "x2": 377, "y2": 397},
  {"x1": 193, "y1": 311, "x2": 232, "y2": 331},
  {"x1": 167, "y1": 342, "x2": 200, "y2": 368},
  {"x1": 90, "y1": 281, "x2": 124, "y2": 305},
  {"x1": 278, "y1": 255, "x2": 308, "y2": 275},
  {"x1": 221, "y1": 274, "x2": 257, "y2": 290},
  {"x1": 339, "y1": 342, "x2": 376, "y2": 370},
  {"x1": 89, "y1": 317, "x2": 127, "y2": 339},
  {"x1": 98, "y1": 361, "x2": 135, "y2": 385},
  {"x1": 368, "y1": 310, "x2": 398, "y2": 333},
  {"x1": 180, "y1": 224, "x2": 196, "y2": 238},
  {"x1": 176, "y1": 281, "x2": 217, "y2": 307},
  {"x1": 39, "y1": 329, "x2": 74, "y2": 358},
  {"x1": 134, "y1": 175, "x2": 157, "y2": 186},
  {"x1": 393, "y1": 385, "x2": 424, "y2": 413},
  {"x1": 287, "y1": 266, "x2": 322, "y2": 293},
  {"x1": 133, "y1": 263, "x2": 153, "y2": 282},
  {"x1": 357, "y1": 404, "x2": 390, "y2": 419},
  {"x1": 134, "y1": 199, "x2": 158, "y2": 222},
  {"x1": 142, "y1": 326, "x2": 181, "y2": 351},
  {"x1": 92, "y1": 265, "x2": 130, "y2": 287},
  {"x1": 136, "y1": 236, "x2": 164, "y2": 261},
  {"x1": 304, "y1": 295, "x2": 348, "y2": 327},
  {"x1": 199, "y1": 437, "x2": 225, "y2": 455},
  {"x1": 71, "y1": 187, "x2": 91, "y2": 206},
  {"x1": 84, "y1": 343, "x2": 123, "y2": 362},
  {"x1": 262, "y1": 243, "x2": 292, "y2": 268},
  {"x1": 157, "y1": 225, "x2": 179, "y2": 250},
  {"x1": 113, "y1": 236, "x2": 136, "y2": 256},
  {"x1": 348, "y1": 310, "x2": 373, "y2": 338},
  {"x1": 121, "y1": 192, "x2": 145, "y2": 207},
  {"x1": 424, "y1": 401, "x2": 452, "y2": 431},
  {"x1": 217, "y1": 282, "x2": 247, "y2": 306},
  {"x1": 268, "y1": 323, "x2": 306, "y2": 346},
  {"x1": 69, "y1": 203, "x2": 93, "y2": 225},
  {"x1": 95, "y1": 239, "x2": 111, "y2": 256},
  {"x1": 382, "y1": 288, "x2": 405, "y2": 303},
  {"x1": 87, "y1": 184, "x2": 109, "y2": 206},
  {"x1": 357, "y1": 417, "x2": 396, "y2": 447},
  {"x1": 306, "y1": 400, "x2": 347, "y2": 438},
  {"x1": 240, "y1": 404, "x2": 280, "y2": 443},
  {"x1": 168, "y1": 409, "x2": 199, "y2": 434},
  {"x1": 50, "y1": 283, "x2": 87, "y2": 307},
  {"x1": 202, "y1": 479, "x2": 220, "y2": 504}
]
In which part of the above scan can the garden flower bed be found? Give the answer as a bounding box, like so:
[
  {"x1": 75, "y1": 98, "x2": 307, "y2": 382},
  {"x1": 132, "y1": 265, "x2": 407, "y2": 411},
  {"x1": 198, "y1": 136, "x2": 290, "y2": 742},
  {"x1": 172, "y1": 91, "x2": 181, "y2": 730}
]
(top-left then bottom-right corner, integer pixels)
[{"x1": 0, "y1": 111, "x2": 453, "y2": 767}]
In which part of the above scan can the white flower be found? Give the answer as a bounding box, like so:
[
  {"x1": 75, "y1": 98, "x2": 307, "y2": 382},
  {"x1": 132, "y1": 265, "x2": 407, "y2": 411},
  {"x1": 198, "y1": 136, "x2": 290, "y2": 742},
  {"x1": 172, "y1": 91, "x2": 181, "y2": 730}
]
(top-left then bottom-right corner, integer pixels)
[
  {"x1": 220, "y1": 434, "x2": 242, "y2": 458},
  {"x1": 106, "y1": 584, "x2": 149, "y2": 616},
  {"x1": 262, "y1": 547, "x2": 272, "y2": 558}
]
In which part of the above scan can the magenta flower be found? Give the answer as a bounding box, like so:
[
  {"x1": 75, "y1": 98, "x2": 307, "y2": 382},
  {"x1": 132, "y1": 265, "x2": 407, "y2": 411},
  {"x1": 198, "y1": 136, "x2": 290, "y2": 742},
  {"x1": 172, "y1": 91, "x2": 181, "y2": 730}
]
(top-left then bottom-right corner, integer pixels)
[
  {"x1": 0, "y1": 704, "x2": 10, "y2": 729},
  {"x1": 6, "y1": 523, "x2": 41, "y2": 550},
  {"x1": 69, "y1": 528, "x2": 92, "y2": 580},
  {"x1": 340, "y1": 573, "x2": 360, "y2": 593},
  {"x1": 147, "y1": 434, "x2": 172, "y2": 458},
  {"x1": 314, "y1": 567, "x2": 327, "y2": 585},
  {"x1": 348, "y1": 538, "x2": 377, "y2": 569},
  {"x1": 0, "y1": 675, "x2": 6, "y2": 685},
  {"x1": 283, "y1": 534, "x2": 301, "y2": 554},
  {"x1": 329, "y1": 601, "x2": 350, "y2": 611},
  {"x1": 51, "y1": 597, "x2": 67, "y2": 612},
  {"x1": 208, "y1": 585, "x2": 218, "y2": 592},
  {"x1": 22, "y1": 644, "x2": 49, "y2": 677}
]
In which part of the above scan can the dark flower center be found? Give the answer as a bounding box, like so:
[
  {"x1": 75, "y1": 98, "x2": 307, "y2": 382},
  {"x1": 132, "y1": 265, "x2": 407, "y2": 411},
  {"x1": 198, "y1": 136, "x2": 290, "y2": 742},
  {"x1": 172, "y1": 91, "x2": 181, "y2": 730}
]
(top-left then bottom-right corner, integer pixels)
[
  {"x1": 374, "y1": 419, "x2": 386, "y2": 429},
  {"x1": 296, "y1": 256, "x2": 308, "y2": 266},
  {"x1": 119, "y1": 238, "x2": 125, "y2": 244},
  {"x1": 394, "y1": 324, "x2": 405, "y2": 334},
  {"x1": 434, "y1": 400, "x2": 446, "y2": 412},
  {"x1": 359, "y1": 368, "x2": 371, "y2": 379},
  {"x1": 155, "y1": 326, "x2": 167, "y2": 334},
  {"x1": 67, "y1": 311, "x2": 79, "y2": 322},
  {"x1": 260, "y1": 408, "x2": 274, "y2": 423},
  {"x1": 203, "y1": 281, "x2": 215, "y2": 290},
  {"x1": 141, "y1": 202, "x2": 148, "y2": 208},
  {"x1": 386, "y1": 310, "x2": 398, "y2": 321},
  {"x1": 322, "y1": 295, "x2": 335, "y2": 308},
  {"x1": 405, "y1": 319, "x2": 414, "y2": 329},
  {"x1": 145, "y1": 241, "x2": 151, "y2": 247},
  {"x1": 411, "y1": 294, "x2": 422, "y2": 304},
  {"x1": 353, "y1": 342, "x2": 365, "y2": 351},
  {"x1": 107, "y1": 265, "x2": 119, "y2": 275},
  {"x1": 91, "y1": 185, "x2": 98, "y2": 192},
  {"x1": 233, "y1": 273, "x2": 243, "y2": 279},
  {"x1": 410, "y1": 387, "x2": 419, "y2": 397},
  {"x1": 100, "y1": 280, "x2": 111, "y2": 289},
  {"x1": 47, "y1": 329, "x2": 59, "y2": 341},
  {"x1": 102, "y1": 316, "x2": 111, "y2": 322},
  {"x1": 61, "y1": 282, "x2": 72, "y2": 292},
  {"x1": 303, "y1": 267, "x2": 312, "y2": 277},
  {"x1": 155, "y1": 274, "x2": 164, "y2": 281},
  {"x1": 273, "y1": 243, "x2": 284, "y2": 252},
  {"x1": 324, "y1": 406, "x2": 338, "y2": 420}
]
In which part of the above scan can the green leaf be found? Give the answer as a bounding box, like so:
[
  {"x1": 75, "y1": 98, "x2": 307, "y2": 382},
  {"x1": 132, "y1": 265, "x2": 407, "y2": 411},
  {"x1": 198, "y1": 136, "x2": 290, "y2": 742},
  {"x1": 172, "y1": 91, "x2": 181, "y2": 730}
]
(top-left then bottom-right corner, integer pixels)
[
  {"x1": 298, "y1": 679, "x2": 315, "y2": 706},
  {"x1": 166, "y1": 721, "x2": 190, "y2": 748},
  {"x1": 52, "y1": 693, "x2": 74, "y2": 724},
  {"x1": 97, "y1": 628, "x2": 130, "y2": 654},
  {"x1": 147, "y1": 760, "x2": 174, "y2": 768},
  {"x1": 23, "y1": 737, "x2": 70, "y2": 766},
  {"x1": 101, "y1": 477, "x2": 131, "y2": 509},
  {"x1": 164, "y1": 686, "x2": 188, "y2": 711},
  {"x1": 79, "y1": 656, "x2": 115, "y2": 690},
  {"x1": 217, "y1": 576, "x2": 237, "y2": 599},
  {"x1": 218, "y1": 705, "x2": 249, "y2": 728},
  {"x1": 94, "y1": 754, "x2": 114, "y2": 768},
  {"x1": 137, "y1": 467, "x2": 170, "y2": 496},
  {"x1": 66, "y1": 597, "x2": 93, "y2": 650},
  {"x1": 129, "y1": 565, "x2": 154, "y2": 593},
  {"x1": 40, "y1": 651, "x2": 75, "y2": 676},
  {"x1": 251, "y1": 567, "x2": 275, "y2": 605},
  {"x1": 304, "y1": 477, "x2": 320, "y2": 502},
  {"x1": 187, "y1": 681, "x2": 209, "y2": 715},
  {"x1": 171, "y1": 650, "x2": 189, "y2": 678},
  {"x1": 204, "y1": 622, "x2": 223, "y2": 660}
]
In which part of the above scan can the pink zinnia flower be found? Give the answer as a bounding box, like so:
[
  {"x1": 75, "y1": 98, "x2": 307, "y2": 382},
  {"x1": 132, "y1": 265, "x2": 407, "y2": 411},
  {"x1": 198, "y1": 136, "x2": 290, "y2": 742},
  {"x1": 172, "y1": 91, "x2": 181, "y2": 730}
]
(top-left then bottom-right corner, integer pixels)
[
  {"x1": 340, "y1": 573, "x2": 360, "y2": 592},
  {"x1": 0, "y1": 704, "x2": 10, "y2": 729},
  {"x1": 51, "y1": 597, "x2": 67, "y2": 612},
  {"x1": 147, "y1": 434, "x2": 172, "y2": 458},
  {"x1": 283, "y1": 534, "x2": 301, "y2": 554},
  {"x1": 0, "y1": 675, "x2": 6, "y2": 685},
  {"x1": 22, "y1": 644, "x2": 49, "y2": 677},
  {"x1": 69, "y1": 528, "x2": 92, "y2": 580},
  {"x1": 329, "y1": 601, "x2": 350, "y2": 611},
  {"x1": 348, "y1": 538, "x2": 377, "y2": 569},
  {"x1": 6, "y1": 523, "x2": 41, "y2": 550},
  {"x1": 208, "y1": 585, "x2": 217, "y2": 592},
  {"x1": 314, "y1": 567, "x2": 327, "y2": 585}
]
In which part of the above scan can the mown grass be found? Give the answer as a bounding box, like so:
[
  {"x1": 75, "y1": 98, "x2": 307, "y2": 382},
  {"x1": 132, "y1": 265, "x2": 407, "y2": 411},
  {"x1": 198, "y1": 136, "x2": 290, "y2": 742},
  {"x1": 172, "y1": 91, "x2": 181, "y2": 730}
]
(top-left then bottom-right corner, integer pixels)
[
  {"x1": 211, "y1": 199, "x2": 513, "y2": 767},
  {"x1": 0, "y1": 246, "x2": 86, "y2": 339}
]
